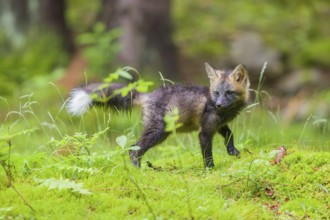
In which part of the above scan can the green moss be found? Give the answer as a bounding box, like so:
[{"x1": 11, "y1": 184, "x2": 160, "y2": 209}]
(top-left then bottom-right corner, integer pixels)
[{"x1": 281, "y1": 198, "x2": 329, "y2": 219}]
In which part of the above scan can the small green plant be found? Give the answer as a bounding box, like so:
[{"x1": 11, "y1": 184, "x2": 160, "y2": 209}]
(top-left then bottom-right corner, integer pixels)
[
  {"x1": 164, "y1": 107, "x2": 182, "y2": 132},
  {"x1": 0, "y1": 207, "x2": 13, "y2": 219},
  {"x1": 34, "y1": 177, "x2": 92, "y2": 195},
  {"x1": 0, "y1": 130, "x2": 38, "y2": 212},
  {"x1": 48, "y1": 127, "x2": 109, "y2": 157}
]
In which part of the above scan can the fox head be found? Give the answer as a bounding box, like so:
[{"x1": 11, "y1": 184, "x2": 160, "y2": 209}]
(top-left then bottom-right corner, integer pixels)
[{"x1": 205, "y1": 63, "x2": 250, "y2": 111}]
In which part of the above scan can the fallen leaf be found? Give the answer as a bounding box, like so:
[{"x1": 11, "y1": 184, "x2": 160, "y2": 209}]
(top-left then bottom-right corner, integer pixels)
[
  {"x1": 272, "y1": 146, "x2": 287, "y2": 164},
  {"x1": 265, "y1": 187, "x2": 275, "y2": 197}
]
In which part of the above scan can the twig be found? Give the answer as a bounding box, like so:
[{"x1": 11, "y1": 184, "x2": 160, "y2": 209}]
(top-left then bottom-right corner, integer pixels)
[
  {"x1": 91, "y1": 186, "x2": 165, "y2": 192},
  {"x1": 217, "y1": 178, "x2": 243, "y2": 189},
  {"x1": 243, "y1": 148, "x2": 253, "y2": 155},
  {"x1": 146, "y1": 161, "x2": 162, "y2": 171},
  {"x1": 11, "y1": 185, "x2": 35, "y2": 212},
  {"x1": 1, "y1": 140, "x2": 35, "y2": 212}
]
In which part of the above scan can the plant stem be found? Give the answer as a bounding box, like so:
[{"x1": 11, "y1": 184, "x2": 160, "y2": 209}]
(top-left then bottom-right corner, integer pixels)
[
  {"x1": 12, "y1": 185, "x2": 36, "y2": 212},
  {"x1": 129, "y1": 176, "x2": 156, "y2": 220}
]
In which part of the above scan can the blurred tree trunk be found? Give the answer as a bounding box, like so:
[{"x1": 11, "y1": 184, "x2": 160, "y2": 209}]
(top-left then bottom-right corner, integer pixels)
[
  {"x1": 0, "y1": 0, "x2": 75, "y2": 53},
  {"x1": 98, "y1": 0, "x2": 180, "y2": 80},
  {"x1": 10, "y1": 0, "x2": 29, "y2": 30},
  {"x1": 0, "y1": 0, "x2": 29, "y2": 47},
  {"x1": 39, "y1": 0, "x2": 75, "y2": 54}
]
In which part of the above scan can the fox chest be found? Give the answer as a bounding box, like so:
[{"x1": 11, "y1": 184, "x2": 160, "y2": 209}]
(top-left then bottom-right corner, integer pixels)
[
  {"x1": 167, "y1": 95, "x2": 207, "y2": 132},
  {"x1": 201, "y1": 110, "x2": 238, "y2": 133}
]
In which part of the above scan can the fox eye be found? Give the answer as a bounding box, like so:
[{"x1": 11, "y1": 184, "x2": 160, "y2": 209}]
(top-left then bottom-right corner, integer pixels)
[
  {"x1": 226, "y1": 91, "x2": 236, "y2": 95},
  {"x1": 214, "y1": 91, "x2": 220, "y2": 96}
]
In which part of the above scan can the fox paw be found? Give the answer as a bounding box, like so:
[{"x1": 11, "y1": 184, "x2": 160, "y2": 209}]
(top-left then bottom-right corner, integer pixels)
[
  {"x1": 129, "y1": 150, "x2": 141, "y2": 168},
  {"x1": 227, "y1": 147, "x2": 240, "y2": 157}
]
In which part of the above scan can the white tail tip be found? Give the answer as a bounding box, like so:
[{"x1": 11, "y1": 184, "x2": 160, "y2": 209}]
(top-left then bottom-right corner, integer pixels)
[{"x1": 67, "y1": 89, "x2": 92, "y2": 116}]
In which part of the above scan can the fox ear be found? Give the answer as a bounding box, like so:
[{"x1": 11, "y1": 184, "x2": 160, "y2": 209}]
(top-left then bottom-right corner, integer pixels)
[
  {"x1": 205, "y1": 63, "x2": 218, "y2": 79},
  {"x1": 230, "y1": 64, "x2": 249, "y2": 85}
]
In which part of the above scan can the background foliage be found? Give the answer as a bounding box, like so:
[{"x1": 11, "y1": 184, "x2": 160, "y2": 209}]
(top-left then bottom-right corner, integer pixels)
[
  {"x1": 1, "y1": 0, "x2": 330, "y2": 94},
  {"x1": 174, "y1": 0, "x2": 330, "y2": 67}
]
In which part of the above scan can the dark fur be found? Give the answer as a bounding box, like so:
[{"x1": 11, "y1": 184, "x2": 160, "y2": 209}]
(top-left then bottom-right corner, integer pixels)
[
  {"x1": 75, "y1": 64, "x2": 250, "y2": 168},
  {"x1": 83, "y1": 83, "x2": 138, "y2": 112}
]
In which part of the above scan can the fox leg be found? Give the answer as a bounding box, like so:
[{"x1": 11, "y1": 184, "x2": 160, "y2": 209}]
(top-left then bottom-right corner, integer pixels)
[
  {"x1": 199, "y1": 131, "x2": 215, "y2": 168},
  {"x1": 219, "y1": 125, "x2": 240, "y2": 156},
  {"x1": 129, "y1": 126, "x2": 169, "y2": 168}
]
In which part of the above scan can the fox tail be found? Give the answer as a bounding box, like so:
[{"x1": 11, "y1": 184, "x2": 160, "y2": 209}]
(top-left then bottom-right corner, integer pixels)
[{"x1": 66, "y1": 83, "x2": 139, "y2": 116}]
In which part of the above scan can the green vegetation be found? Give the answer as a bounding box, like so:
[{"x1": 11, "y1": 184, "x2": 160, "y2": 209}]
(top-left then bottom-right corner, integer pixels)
[
  {"x1": 174, "y1": 0, "x2": 330, "y2": 68},
  {"x1": 0, "y1": 69, "x2": 329, "y2": 219},
  {"x1": 77, "y1": 23, "x2": 121, "y2": 75},
  {"x1": 2, "y1": 1, "x2": 330, "y2": 95},
  {"x1": 0, "y1": 32, "x2": 68, "y2": 95},
  {"x1": 1, "y1": 1, "x2": 329, "y2": 218}
]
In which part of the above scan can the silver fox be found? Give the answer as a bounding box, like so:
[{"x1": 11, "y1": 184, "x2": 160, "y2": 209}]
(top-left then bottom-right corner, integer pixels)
[{"x1": 67, "y1": 63, "x2": 250, "y2": 168}]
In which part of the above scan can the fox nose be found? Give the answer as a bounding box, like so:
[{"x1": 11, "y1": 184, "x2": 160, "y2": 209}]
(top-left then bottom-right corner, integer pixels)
[{"x1": 216, "y1": 103, "x2": 223, "y2": 109}]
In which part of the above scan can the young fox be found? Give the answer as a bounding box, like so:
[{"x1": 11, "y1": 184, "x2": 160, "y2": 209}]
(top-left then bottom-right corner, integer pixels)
[{"x1": 67, "y1": 63, "x2": 250, "y2": 168}]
